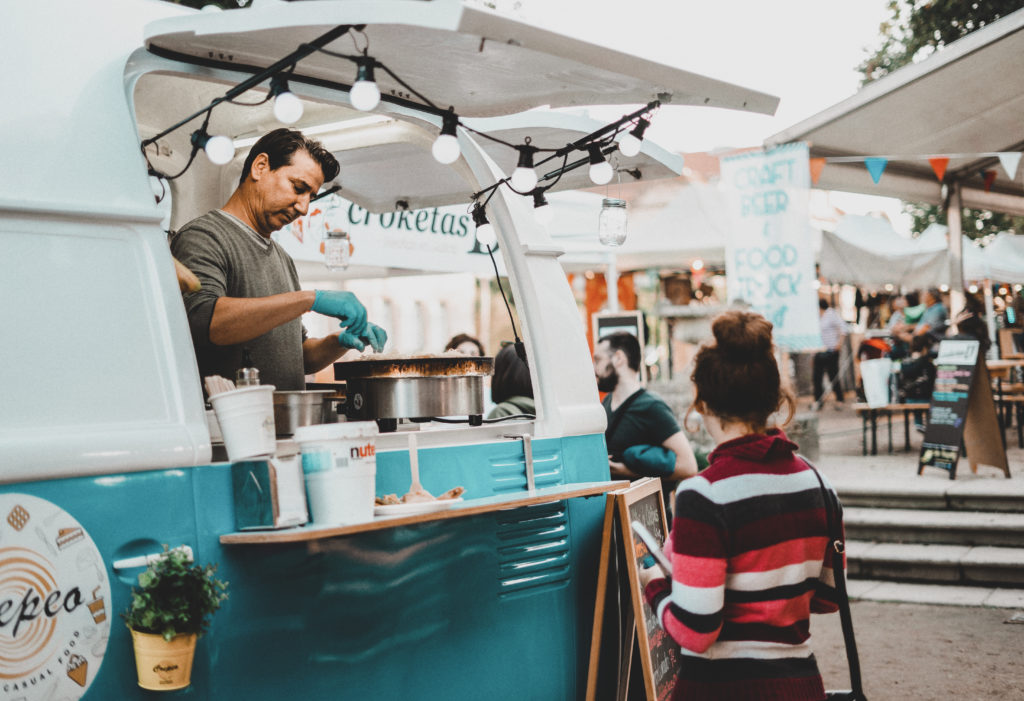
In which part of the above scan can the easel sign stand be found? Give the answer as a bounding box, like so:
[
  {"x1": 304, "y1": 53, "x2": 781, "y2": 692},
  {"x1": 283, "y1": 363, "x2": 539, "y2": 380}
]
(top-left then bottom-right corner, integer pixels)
[
  {"x1": 586, "y1": 478, "x2": 680, "y2": 701},
  {"x1": 918, "y1": 339, "x2": 1010, "y2": 479}
]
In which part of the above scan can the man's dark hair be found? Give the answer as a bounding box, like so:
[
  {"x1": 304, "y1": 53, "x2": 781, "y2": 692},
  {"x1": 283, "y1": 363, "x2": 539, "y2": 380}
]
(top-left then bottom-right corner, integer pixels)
[
  {"x1": 818, "y1": 298, "x2": 830, "y2": 311},
  {"x1": 601, "y1": 331, "x2": 641, "y2": 372},
  {"x1": 904, "y1": 291, "x2": 920, "y2": 307},
  {"x1": 238, "y1": 128, "x2": 340, "y2": 186}
]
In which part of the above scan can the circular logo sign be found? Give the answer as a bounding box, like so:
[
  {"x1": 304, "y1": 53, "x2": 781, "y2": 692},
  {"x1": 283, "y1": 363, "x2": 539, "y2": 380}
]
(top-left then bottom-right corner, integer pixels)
[{"x1": 0, "y1": 494, "x2": 111, "y2": 700}]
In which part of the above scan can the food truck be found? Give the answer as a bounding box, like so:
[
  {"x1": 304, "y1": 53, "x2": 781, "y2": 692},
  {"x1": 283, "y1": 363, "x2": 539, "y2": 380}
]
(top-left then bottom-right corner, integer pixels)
[{"x1": 0, "y1": 1, "x2": 777, "y2": 698}]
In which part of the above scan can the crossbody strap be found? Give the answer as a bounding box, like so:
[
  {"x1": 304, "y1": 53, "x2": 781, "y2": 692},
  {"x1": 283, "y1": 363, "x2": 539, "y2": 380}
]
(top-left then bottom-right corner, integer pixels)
[
  {"x1": 805, "y1": 459, "x2": 866, "y2": 701},
  {"x1": 605, "y1": 388, "x2": 646, "y2": 444}
]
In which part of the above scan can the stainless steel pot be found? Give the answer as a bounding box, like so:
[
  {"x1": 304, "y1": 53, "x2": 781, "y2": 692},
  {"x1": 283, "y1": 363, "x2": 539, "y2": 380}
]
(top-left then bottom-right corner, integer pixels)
[
  {"x1": 333, "y1": 355, "x2": 493, "y2": 425},
  {"x1": 272, "y1": 390, "x2": 335, "y2": 436}
]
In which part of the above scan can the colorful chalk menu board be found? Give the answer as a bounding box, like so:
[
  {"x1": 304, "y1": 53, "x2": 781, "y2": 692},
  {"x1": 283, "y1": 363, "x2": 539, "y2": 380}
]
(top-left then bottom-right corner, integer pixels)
[
  {"x1": 586, "y1": 478, "x2": 679, "y2": 701},
  {"x1": 919, "y1": 339, "x2": 1009, "y2": 479}
]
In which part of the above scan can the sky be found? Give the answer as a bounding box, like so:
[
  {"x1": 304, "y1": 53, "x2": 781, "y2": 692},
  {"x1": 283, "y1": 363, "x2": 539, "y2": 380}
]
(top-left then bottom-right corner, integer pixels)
[
  {"x1": 508, "y1": 0, "x2": 911, "y2": 231},
  {"x1": 513, "y1": 0, "x2": 893, "y2": 153}
]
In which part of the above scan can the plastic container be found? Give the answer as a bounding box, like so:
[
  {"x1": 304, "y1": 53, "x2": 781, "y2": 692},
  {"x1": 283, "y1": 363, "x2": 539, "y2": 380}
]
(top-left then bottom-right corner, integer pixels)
[
  {"x1": 293, "y1": 421, "x2": 378, "y2": 474},
  {"x1": 305, "y1": 464, "x2": 376, "y2": 525},
  {"x1": 208, "y1": 385, "x2": 277, "y2": 461},
  {"x1": 860, "y1": 358, "x2": 892, "y2": 408}
]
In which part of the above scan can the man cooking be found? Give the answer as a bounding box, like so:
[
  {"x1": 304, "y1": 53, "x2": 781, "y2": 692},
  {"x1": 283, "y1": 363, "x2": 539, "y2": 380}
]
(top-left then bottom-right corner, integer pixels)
[{"x1": 171, "y1": 128, "x2": 386, "y2": 392}]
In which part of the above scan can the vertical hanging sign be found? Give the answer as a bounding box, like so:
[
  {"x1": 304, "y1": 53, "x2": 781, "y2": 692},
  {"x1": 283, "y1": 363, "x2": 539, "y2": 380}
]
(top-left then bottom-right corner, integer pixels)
[{"x1": 719, "y1": 143, "x2": 820, "y2": 349}]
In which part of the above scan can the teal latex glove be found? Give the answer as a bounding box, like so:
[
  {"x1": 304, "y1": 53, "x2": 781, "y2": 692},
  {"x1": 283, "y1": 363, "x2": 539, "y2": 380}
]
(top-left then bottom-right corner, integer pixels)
[
  {"x1": 622, "y1": 444, "x2": 676, "y2": 477},
  {"x1": 312, "y1": 290, "x2": 367, "y2": 338},
  {"x1": 362, "y1": 322, "x2": 387, "y2": 353},
  {"x1": 338, "y1": 321, "x2": 388, "y2": 353}
]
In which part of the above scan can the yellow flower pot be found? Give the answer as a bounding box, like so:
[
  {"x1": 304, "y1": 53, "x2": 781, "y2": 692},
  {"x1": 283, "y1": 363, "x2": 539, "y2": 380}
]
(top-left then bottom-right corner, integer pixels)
[{"x1": 130, "y1": 630, "x2": 198, "y2": 691}]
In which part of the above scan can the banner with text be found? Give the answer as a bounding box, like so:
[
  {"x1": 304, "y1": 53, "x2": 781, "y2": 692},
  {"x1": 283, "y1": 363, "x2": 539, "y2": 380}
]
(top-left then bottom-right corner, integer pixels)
[
  {"x1": 719, "y1": 143, "x2": 820, "y2": 350},
  {"x1": 272, "y1": 193, "x2": 499, "y2": 276}
]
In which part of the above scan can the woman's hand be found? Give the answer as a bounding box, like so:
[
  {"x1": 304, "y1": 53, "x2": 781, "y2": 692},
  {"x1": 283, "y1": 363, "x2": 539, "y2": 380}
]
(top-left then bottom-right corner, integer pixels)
[{"x1": 638, "y1": 560, "x2": 666, "y2": 589}]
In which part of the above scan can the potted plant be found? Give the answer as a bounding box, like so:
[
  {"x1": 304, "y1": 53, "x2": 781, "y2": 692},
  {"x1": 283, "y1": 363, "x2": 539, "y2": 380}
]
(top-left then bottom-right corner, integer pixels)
[{"x1": 122, "y1": 546, "x2": 229, "y2": 691}]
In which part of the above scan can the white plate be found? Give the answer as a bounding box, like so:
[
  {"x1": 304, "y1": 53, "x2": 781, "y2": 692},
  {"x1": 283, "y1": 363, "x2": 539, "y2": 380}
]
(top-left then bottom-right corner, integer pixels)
[{"x1": 373, "y1": 497, "x2": 463, "y2": 517}]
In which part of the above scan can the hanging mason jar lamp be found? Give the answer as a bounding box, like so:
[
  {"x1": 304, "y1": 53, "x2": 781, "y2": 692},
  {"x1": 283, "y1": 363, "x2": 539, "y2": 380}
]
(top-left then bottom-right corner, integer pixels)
[{"x1": 598, "y1": 198, "x2": 627, "y2": 247}]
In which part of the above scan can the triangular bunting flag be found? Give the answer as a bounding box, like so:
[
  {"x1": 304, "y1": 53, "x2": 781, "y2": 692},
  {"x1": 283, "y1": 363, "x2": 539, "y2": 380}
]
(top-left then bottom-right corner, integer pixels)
[
  {"x1": 928, "y1": 157, "x2": 949, "y2": 182},
  {"x1": 982, "y1": 169, "x2": 998, "y2": 192},
  {"x1": 998, "y1": 152, "x2": 1021, "y2": 180},
  {"x1": 864, "y1": 157, "x2": 888, "y2": 184},
  {"x1": 809, "y1": 157, "x2": 826, "y2": 185}
]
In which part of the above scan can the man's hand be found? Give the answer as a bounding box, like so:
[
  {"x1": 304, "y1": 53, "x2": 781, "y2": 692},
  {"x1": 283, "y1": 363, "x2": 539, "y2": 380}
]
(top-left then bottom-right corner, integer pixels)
[
  {"x1": 312, "y1": 290, "x2": 368, "y2": 338},
  {"x1": 339, "y1": 321, "x2": 388, "y2": 352},
  {"x1": 608, "y1": 459, "x2": 635, "y2": 480}
]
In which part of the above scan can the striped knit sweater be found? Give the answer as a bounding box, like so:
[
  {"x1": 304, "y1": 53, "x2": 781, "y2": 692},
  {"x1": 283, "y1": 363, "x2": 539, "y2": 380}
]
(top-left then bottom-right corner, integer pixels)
[{"x1": 643, "y1": 429, "x2": 841, "y2": 701}]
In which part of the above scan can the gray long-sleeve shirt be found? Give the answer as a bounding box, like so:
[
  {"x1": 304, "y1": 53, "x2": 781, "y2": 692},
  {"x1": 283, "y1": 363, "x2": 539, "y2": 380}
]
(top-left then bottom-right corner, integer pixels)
[{"x1": 171, "y1": 210, "x2": 307, "y2": 392}]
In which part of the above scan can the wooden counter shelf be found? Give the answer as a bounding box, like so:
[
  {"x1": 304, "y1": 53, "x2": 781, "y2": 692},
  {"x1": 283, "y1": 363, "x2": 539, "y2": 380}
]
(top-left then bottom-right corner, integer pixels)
[{"x1": 220, "y1": 480, "x2": 630, "y2": 545}]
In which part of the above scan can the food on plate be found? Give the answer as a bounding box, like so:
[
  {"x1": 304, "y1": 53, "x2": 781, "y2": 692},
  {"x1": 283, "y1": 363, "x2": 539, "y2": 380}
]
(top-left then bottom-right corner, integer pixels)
[{"x1": 375, "y1": 485, "x2": 465, "y2": 506}]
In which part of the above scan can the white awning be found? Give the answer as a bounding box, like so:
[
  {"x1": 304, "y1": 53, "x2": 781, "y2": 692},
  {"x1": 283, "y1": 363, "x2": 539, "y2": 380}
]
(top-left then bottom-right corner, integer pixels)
[{"x1": 765, "y1": 8, "x2": 1024, "y2": 216}]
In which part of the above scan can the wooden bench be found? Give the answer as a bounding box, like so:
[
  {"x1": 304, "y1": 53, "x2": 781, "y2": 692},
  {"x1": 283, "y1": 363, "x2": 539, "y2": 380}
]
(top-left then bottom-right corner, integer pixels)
[{"x1": 853, "y1": 402, "x2": 931, "y2": 456}]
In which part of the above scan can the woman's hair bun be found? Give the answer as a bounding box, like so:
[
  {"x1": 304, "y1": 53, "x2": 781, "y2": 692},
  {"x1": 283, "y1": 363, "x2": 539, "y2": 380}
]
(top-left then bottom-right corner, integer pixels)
[{"x1": 712, "y1": 310, "x2": 773, "y2": 359}]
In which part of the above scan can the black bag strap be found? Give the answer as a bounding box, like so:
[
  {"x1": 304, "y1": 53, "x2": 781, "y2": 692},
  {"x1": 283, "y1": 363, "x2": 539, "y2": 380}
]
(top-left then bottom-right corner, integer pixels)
[
  {"x1": 805, "y1": 459, "x2": 867, "y2": 701},
  {"x1": 605, "y1": 388, "x2": 646, "y2": 443}
]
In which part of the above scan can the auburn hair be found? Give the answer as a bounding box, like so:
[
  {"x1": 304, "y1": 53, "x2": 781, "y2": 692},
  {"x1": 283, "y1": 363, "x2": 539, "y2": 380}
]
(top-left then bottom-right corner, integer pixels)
[{"x1": 687, "y1": 310, "x2": 795, "y2": 432}]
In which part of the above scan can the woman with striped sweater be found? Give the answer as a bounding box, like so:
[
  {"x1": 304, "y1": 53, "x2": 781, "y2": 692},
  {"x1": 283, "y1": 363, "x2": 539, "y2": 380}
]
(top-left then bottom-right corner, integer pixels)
[{"x1": 640, "y1": 310, "x2": 842, "y2": 700}]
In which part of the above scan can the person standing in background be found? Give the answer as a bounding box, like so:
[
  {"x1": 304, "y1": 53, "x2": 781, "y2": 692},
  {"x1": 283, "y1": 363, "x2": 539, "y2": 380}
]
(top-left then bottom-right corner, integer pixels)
[
  {"x1": 814, "y1": 298, "x2": 848, "y2": 408},
  {"x1": 593, "y1": 332, "x2": 698, "y2": 485}
]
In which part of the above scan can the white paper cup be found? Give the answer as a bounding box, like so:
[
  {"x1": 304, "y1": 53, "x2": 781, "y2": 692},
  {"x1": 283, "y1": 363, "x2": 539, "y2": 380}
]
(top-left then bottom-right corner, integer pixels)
[
  {"x1": 305, "y1": 464, "x2": 376, "y2": 525},
  {"x1": 209, "y1": 385, "x2": 277, "y2": 461}
]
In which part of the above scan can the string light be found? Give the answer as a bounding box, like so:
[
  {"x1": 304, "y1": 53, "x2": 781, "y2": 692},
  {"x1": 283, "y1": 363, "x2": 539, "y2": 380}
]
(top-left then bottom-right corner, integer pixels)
[
  {"x1": 510, "y1": 145, "x2": 539, "y2": 193},
  {"x1": 617, "y1": 118, "x2": 649, "y2": 158},
  {"x1": 141, "y1": 23, "x2": 662, "y2": 217},
  {"x1": 588, "y1": 144, "x2": 614, "y2": 185},
  {"x1": 532, "y1": 189, "x2": 554, "y2": 226},
  {"x1": 350, "y1": 59, "x2": 381, "y2": 111},
  {"x1": 270, "y1": 74, "x2": 303, "y2": 124},
  {"x1": 191, "y1": 128, "x2": 235, "y2": 165},
  {"x1": 472, "y1": 203, "x2": 497, "y2": 248},
  {"x1": 432, "y1": 111, "x2": 461, "y2": 165}
]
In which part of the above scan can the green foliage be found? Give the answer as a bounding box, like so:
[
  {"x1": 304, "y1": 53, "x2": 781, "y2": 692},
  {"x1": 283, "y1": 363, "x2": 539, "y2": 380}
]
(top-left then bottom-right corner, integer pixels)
[
  {"x1": 904, "y1": 202, "x2": 1024, "y2": 241},
  {"x1": 859, "y1": 0, "x2": 1024, "y2": 85},
  {"x1": 122, "y1": 546, "x2": 229, "y2": 642}
]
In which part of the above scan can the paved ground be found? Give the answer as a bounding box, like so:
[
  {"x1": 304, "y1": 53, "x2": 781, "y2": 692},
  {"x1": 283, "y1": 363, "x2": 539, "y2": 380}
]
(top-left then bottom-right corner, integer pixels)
[{"x1": 800, "y1": 397, "x2": 1024, "y2": 698}]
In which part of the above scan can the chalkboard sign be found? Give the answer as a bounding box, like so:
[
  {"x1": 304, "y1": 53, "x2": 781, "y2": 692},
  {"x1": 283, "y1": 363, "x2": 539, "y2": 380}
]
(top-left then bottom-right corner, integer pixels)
[
  {"x1": 919, "y1": 339, "x2": 1008, "y2": 479},
  {"x1": 586, "y1": 478, "x2": 679, "y2": 701}
]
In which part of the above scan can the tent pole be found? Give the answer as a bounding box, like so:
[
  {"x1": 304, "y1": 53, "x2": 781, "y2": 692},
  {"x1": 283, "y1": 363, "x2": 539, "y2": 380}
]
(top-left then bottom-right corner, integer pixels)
[
  {"x1": 947, "y1": 182, "x2": 965, "y2": 317},
  {"x1": 983, "y1": 279, "x2": 998, "y2": 356}
]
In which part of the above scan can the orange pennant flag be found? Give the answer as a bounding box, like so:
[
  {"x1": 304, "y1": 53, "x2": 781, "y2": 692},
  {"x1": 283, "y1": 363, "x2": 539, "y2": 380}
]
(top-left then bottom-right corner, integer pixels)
[
  {"x1": 809, "y1": 158, "x2": 826, "y2": 185},
  {"x1": 928, "y1": 157, "x2": 949, "y2": 182},
  {"x1": 982, "y1": 169, "x2": 998, "y2": 192}
]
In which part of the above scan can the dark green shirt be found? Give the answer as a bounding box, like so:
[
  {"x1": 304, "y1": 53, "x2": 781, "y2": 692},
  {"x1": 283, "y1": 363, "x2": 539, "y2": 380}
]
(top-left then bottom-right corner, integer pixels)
[{"x1": 602, "y1": 388, "x2": 680, "y2": 461}]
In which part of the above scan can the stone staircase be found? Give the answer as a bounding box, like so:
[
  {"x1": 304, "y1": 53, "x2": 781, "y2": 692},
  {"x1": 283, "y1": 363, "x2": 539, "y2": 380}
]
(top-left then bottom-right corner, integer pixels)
[{"x1": 838, "y1": 483, "x2": 1024, "y2": 588}]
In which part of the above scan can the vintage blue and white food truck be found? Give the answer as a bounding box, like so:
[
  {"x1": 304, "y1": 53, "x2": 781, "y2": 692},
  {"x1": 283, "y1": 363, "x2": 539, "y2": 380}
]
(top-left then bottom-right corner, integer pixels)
[{"x1": 0, "y1": 1, "x2": 776, "y2": 698}]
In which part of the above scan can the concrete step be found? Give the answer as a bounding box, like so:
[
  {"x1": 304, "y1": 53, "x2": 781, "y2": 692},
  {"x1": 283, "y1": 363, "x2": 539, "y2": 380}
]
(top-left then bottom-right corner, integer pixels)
[
  {"x1": 847, "y1": 578, "x2": 1024, "y2": 608},
  {"x1": 844, "y1": 507, "x2": 1024, "y2": 548},
  {"x1": 847, "y1": 540, "x2": 1024, "y2": 587},
  {"x1": 832, "y1": 477, "x2": 1024, "y2": 513}
]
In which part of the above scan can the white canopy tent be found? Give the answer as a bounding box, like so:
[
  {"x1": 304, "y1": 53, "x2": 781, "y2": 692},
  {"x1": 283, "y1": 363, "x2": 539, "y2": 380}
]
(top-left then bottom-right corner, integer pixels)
[{"x1": 766, "y1": 7, "x2": 1024, "y2": 308}]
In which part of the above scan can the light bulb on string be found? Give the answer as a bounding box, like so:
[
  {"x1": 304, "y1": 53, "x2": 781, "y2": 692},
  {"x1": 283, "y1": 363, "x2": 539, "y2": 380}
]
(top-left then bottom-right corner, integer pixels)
[
  {"x1": 432, "y1": 111, "x2": 461, "y2": 164},
  {"x1": 617, "y1": 117, "x2": 649, "y2": 158},
  {"x1": 510, "y1": 144, "x2": 538, "y2": 193},
  {"x1": 270, "y1": 75, "x2": 303, "y2": 124},
  {"x1": 532, "y1": 189, "x2": 554, "y2": 226},
  {"x1": 587, "y1": 144, "x2": 614, "y2": 185},
  {"x1": 350, "y1": 60, "x2": 381, "y2": 111},
  {"x1": 191, "y1": 128, "x2": 235, "y2": 165},
  {"x1": 472, "y1": 203, "x2": 497, "y2": 248}
]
